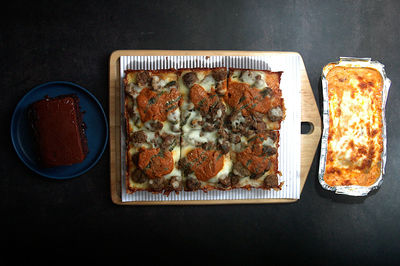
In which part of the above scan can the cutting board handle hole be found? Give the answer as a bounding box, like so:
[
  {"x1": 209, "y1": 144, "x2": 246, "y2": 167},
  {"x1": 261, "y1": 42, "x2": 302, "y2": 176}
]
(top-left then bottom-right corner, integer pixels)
[{"x1": 301, "y1": 121, "x2": 314, "y2": 135}]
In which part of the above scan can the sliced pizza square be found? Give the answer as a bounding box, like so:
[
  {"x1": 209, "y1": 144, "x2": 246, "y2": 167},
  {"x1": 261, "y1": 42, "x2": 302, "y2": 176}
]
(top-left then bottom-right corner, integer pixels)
[
  {"x1": 223, "y1": 69, "x2": 286, "y2": 190},
  {"x1": 229, "y1": 130, "x2": 284, "y2": 190},
  {"x1": 225, "y1": 68, "x2": 285, "y2": 133},
  {"x1": 124, "y1": 69, "x2": 183, "y2": 195},
  {"x1": 177, "y1": 67, "x2": 233, "y2": 191}
]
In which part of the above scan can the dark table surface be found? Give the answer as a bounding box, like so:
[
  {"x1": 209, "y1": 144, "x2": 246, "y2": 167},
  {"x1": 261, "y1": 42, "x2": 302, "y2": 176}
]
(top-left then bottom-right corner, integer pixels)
[{"x1": 2, "y1": 0, "x2": 399, "y2": 264}]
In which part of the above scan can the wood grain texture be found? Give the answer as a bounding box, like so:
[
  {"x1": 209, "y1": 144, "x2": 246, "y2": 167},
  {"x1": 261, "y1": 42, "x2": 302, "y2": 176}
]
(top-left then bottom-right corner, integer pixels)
[{"x1": 109, "y1": 50, "x2": 321, "y2": 205}]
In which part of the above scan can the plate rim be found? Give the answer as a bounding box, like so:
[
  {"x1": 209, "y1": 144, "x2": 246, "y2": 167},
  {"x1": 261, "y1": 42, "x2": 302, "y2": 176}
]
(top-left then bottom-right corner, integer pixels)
[{"x1": 10, "y1": 80, "x2": 109, "y2": 179}]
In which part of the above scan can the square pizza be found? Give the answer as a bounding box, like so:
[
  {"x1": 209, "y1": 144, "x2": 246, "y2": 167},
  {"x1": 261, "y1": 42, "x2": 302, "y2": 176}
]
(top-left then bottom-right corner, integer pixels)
[
  {"x1": 178, "y1": 67, "x2": 232, "y2": 191},
  {"x1": 124, "y1": 69, "x2": 183, "y2": 195},
  {"x1": 124, "y1": 67, "x2": 285, "y2": 195},
  {"x1": 223, "y1": 69, "x2": 285, "y2": 190}
]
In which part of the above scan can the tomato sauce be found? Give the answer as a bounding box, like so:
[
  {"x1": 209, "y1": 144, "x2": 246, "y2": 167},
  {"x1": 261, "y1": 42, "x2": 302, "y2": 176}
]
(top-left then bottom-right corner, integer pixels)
[
  {"x1": 237, "y1": 133, "x2": 271, "y2": 175},
  {"x1": 138, "y1": 148, "x2": 174, "y2": 179},
  {"x1": 186, "y1": 148, "x2": 224, "y2": 181},
  {"x1": 224, "y1": 82, "x2": 273, "y2": 116},
  {"x1": 136, "y1": 87, "x2": 181, "y2": 122},
  {"x1": 189, "y1": 84, "x2": 218, "y2": 114}
]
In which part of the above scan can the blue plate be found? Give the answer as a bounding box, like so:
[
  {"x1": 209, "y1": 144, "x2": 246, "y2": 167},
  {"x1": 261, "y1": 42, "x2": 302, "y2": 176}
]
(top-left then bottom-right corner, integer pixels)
[{"x1": 11, "y1": 81, "x2": 108, "y2": 179}]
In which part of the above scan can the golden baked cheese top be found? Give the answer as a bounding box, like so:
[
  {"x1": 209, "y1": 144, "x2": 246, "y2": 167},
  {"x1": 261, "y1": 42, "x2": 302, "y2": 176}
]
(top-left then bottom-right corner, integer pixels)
[{"x1": 324, "y1": 66, "x2": 383, "y2": 186}]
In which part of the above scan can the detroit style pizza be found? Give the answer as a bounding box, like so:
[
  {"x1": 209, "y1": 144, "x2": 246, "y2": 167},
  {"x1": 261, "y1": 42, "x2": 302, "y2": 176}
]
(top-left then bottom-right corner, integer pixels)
[{"x1": 124, "y1": 67, "x2": 285, "y2": 195}]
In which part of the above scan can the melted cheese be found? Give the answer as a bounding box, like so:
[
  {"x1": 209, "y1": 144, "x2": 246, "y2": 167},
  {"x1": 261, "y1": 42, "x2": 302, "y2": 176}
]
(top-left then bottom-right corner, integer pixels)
[
  {"x1": 199, "y1": 74, "x2": 216, "y2": 93},
  {"x1": 230, "y1": 70, "x2": 267, "y2": 89},
  {"x1": 163, "y1": 145, "x2": 182, "y2": 181},
  {"x1": 324, "y1": 66, "x2": 383, "y2": 186}
]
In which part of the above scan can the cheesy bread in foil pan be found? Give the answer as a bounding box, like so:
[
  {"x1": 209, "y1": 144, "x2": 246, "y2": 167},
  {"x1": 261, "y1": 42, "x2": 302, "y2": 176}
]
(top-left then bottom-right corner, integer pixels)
[{"x1": 318, "y1": 57, "x2": 390, "y2": 196}]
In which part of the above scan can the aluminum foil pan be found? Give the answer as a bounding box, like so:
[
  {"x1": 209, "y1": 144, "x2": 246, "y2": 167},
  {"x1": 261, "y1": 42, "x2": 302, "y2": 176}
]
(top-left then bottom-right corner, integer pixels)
[{"x1": 318, "y1": 57, "x2": 391, "y2": 196}]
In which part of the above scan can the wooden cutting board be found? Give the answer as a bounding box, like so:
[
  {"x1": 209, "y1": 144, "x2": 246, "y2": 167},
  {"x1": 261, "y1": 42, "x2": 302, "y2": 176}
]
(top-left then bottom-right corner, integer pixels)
[{"x1": 109, "y1": 50, "x2": 321, "y2": 205}]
